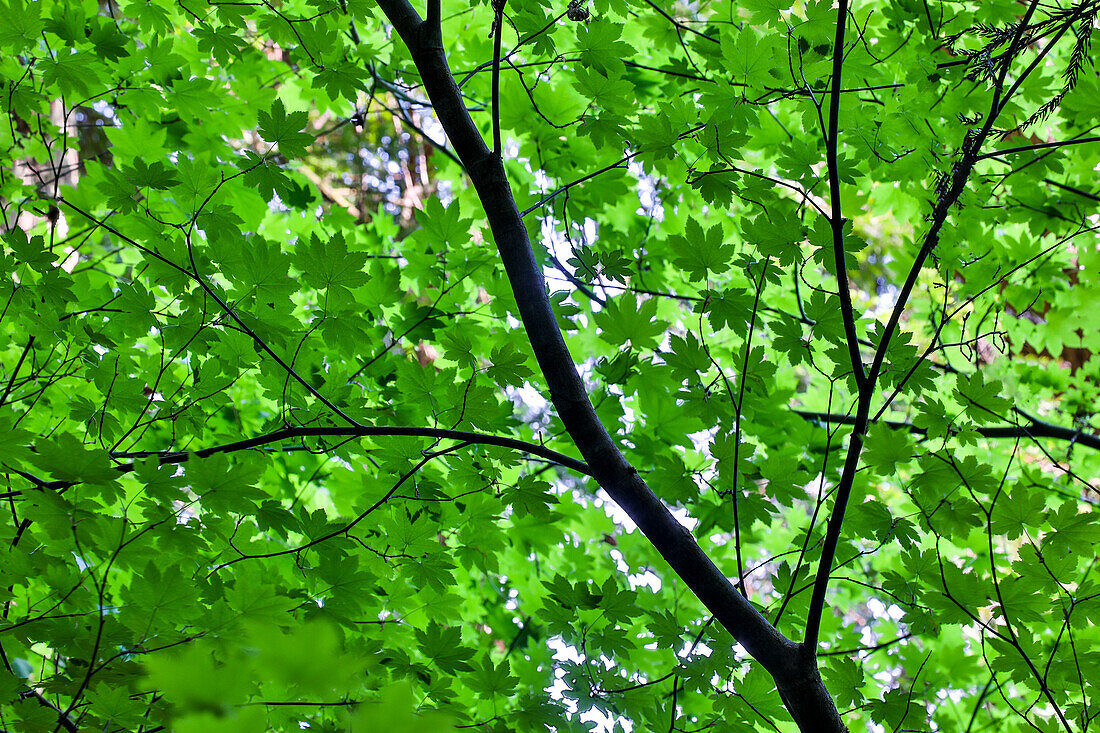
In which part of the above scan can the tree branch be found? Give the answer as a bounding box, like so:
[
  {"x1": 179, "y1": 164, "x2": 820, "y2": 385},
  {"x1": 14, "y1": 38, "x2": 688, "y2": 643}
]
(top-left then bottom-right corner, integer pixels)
[
  {"x1": 372, "y1": 1, "x2": 845, "y2": 729},
  {"x1": 9, "y1": 426, "x2": 591, "y2": 496},
  {"x1": 824, "y1": 0, "x2": 866, "y2": 391},
  {"x1": 0, "y1": 336, "x2": 34, "y2": 409},
  {"x1": 976, "y1": 135, "x2": 1100, "y2": 161},
  {"x1": 112, "y1": 425, "x2": 591, "y2": 474},
  {"x1": 803, "y1": 0, "x2": 1045, "y2": 654},
  {"x1": 490, "y1": 0, "x2": 506, "y2": 157},
  {"x1": 793, "y1": 410, "x2": 1100, "y2": 453}
]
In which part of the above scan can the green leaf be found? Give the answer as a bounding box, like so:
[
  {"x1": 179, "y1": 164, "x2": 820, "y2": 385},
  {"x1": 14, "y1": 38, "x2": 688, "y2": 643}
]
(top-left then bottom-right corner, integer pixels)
[
  {"x1": 4, "y1": 229, "x2": 53, "y2": 272},
  {"x1": 862, "y1": 421, "x2": 914, "y2": 474},
  {"x1": 720, "y1": 29, "x2": 782, "y2": 86},
  {"x1": 467, "y1": 655, "x2": 518, "y2": 697},
  {"x1": 576, "y1": 22, "x2": 632, "y2": 72},
  {"x1": 314, "y1": 59, "x2": 371, "y2": 101},
  {"x1": 954, "y1": 370, "x2": 1012, "y2": 424},
  {"x1": 32, "y1": 433, "x2": 118, "y2": 486},
  {"x1": 823, "y1": 656, "x2": 865, "y2": 709},
  {"x1": 573, "y1": 65, "x2": 634, "y2": 109},
  {"x1": 594, "y1": 294, "x2": 668, "y2": 349},
  {"x1": 224, "y1": 565, "x2": 295, "y2": 622},
  {"x1": 194, "y1": 24, "x2": 244, "y2": 65},
  {"x1": 257, "y1": 99, "x2": 313, "y2": 158},
  {"x1": 741, "y1": 213, "x2": 805, "y2": 265},
  {"x1": 414, "y1": 196, "x2": 473, "y2": 247},
  {"x1": 670, "y1": 218, "x2": 734, "y2": 278},
  {"x1": 42, "y1": 51, "x2": 100, "y2": 96},
  {"x1": 144, "y1": 643, "x2": 250, "y2": 712},
  {"x1": 186, "y1": 454, "x2": 266, "y2": 513},
  {"x1": 293, "y1": 231, "x2": 369, "y2": 305},
  {"x1": 742, "y1": 0, "x2": 788, "y2": 24},
  {"x1": 416, "y1": 623, "x2": 475, "y2": 674},
  {"x1": 0, "y1": 0, "x2": 43, "y2": 48},
  {"x1": 239, "y1": 150, "x2": 292, "y2": 201},
  {"x1": 990, "y1": 485, "x2": 1045, "y2": 540}
]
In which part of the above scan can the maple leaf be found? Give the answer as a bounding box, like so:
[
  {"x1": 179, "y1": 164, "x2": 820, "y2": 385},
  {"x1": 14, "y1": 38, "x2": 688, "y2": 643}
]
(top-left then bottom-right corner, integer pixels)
[
  {"x1": 671, "y1": 218, "x2": 734, "y2": 279},
  {"x1": 257, "y1": 99, "x2": 313, "y2": 158}
]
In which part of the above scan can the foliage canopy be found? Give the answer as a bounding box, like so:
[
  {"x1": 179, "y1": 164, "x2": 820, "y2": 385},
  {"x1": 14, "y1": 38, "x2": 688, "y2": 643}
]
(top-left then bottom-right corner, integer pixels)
[{"x1": 2, "y1": 0, "x2": 1099, "y2": 730}]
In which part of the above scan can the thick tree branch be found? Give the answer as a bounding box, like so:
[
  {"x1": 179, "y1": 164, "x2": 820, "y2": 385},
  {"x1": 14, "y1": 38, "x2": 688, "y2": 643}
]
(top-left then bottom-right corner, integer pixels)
[{"x1": 372, "y1": 1, "x2": 844, "y2": 729}]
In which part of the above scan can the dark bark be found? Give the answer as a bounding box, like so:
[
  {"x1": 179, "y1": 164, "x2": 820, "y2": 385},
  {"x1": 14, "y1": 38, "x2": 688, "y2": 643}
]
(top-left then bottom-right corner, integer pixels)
[
  {"x1": 793, "y1": 410, "x2": 1100, "y2": 453},
  {"x1": 373, "y1": 1, "x2": 846, "y2": 729}
]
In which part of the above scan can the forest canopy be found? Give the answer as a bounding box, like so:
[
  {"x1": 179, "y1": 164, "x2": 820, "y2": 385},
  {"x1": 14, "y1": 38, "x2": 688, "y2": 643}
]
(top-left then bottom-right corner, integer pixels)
[{"x1": 2, "y1": 0, "x2": 1099, "y2": 731}]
